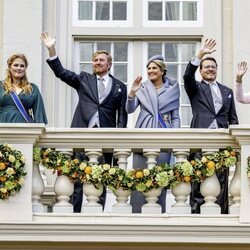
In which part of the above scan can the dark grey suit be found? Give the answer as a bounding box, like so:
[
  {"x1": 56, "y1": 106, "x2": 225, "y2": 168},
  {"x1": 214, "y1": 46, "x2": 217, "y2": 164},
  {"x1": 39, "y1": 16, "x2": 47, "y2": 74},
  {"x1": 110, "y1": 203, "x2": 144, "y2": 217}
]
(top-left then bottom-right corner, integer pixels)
[
  {"x1": 183, "y1": 61, "x2": 238, "y2": 214},
  {"x1": 47, "y1": 57, "x2": 127, "y2": 128},
  {"x1": 47, "y1": 57, "x2": 128, "y2": 212}
]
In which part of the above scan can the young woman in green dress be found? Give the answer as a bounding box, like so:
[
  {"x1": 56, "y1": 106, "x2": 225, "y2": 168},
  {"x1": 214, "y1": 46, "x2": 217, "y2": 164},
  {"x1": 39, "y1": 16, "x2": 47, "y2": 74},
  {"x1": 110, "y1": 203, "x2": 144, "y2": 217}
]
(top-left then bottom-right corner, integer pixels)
[{"x1": 0, "y1": 53, "x2": 47, "y2": 123}]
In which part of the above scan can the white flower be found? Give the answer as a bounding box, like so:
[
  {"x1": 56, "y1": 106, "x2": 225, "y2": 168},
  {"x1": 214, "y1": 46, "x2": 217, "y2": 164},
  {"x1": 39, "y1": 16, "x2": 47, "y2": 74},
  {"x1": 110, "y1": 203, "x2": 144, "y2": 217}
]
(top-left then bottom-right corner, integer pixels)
[
  {"x1": 109, "y1": 168, "x2": 116, "y2": 175},
  {"x1": 103, "y1": 164, "x2": 110, "y2": 170},
  {"x1": 8, "y1": 155, "x2": 15, "y2": 163},
  {"x1": 19, "y1": 177, "x2": 25, "y2": 185},
  {"x1": 6, "y1": 167, "x2": 15, "y2": 175},
  {"x1": 143, "y1": 169, "x2": 150, "y2": 176},
  {"x1": 21, "y1": 155, "x2": 26, "y2": 163},
  {"x1": 79, "y1": 162, "x2": 87, "y2": 170}
]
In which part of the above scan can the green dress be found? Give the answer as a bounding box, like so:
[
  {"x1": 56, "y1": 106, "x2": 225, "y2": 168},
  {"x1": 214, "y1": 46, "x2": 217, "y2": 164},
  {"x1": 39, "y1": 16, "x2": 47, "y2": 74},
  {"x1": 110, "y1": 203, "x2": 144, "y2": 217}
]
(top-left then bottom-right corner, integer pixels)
[{"x1": 0, "y1": 81, "x2": 48, "y2": 124}]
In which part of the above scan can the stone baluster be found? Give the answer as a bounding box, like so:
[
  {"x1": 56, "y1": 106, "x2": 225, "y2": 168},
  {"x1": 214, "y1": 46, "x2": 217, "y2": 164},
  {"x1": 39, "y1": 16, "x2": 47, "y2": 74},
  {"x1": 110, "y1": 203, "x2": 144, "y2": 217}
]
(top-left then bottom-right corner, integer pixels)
[
  {"x1": 143, "y1": 149, "x2": 160, "y2": 169},
  {"x1": 229, "y1": 153, "x2": 241, "y2": 214},
  {"x1": 82, "y1": 149, "x2": 103, "y2": 213},
  {"x1": 53, "y1": 150, "x2": 74, "y2": 213},
  {"x1": 112, "y1": 149, "x2": 132, "y2": 213},
  {"x1": 32, "y1": 160, "x2": 45, "y2": 212},
  {"x1": 141, "y1": 149, "x2": 161, "y2": 214},
  {"x1": 200, "y1": 150, "x2": 221, "y2": 214},
  {"x1": 171, "y1": 150, "x2": 191, "y2": 214},
  {"x1": 114, "y1": 149, "x2": 131, "y2": 170}
]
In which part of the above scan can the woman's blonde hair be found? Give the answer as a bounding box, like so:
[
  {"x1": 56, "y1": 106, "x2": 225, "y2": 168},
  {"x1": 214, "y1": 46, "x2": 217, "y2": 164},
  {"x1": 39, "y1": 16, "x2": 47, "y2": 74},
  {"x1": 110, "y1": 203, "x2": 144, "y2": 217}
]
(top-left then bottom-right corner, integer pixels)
[
  {"x1": 3, "y1": 53, "x2": 32, "y2": 94},
  {"x1": 147, "y1": 59, "x2": 167, "y2": 79}
]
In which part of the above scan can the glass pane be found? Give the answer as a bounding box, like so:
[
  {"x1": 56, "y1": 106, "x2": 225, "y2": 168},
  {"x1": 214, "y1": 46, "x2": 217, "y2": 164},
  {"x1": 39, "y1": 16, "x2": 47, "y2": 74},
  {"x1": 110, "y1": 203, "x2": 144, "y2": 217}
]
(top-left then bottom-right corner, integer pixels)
[
  {"x1": 166, "y1": 64, "x2": 177, "y2": 79},
  {"x1": 148, "y1": 2, "x2": 162, "y2": 20},
  {"x1": 80, "y1": 63, "x2": 92, "y2": 74},
  {"x1": 113, "y1": 2, "x2": 127, "y2": 20},
  {"x1": 114, "y1": 42, "x2": 128, "y2": 61},
  {"x1": 96, "y1": 2, "x2": 110, "y2": 20},
  {"x1": 181, "y1": 106, "x2": 192, "y2": 127},
  {"x1": 165, "y1": 43, "x2": 178, "y2": 62},
  {"x1": 148, "y1": 43, "x2": 162, "y2": 59},
  {"x1": 165, "y1": 2, "x2": 179, "y2": 20},
  {"x1": 78, "y1": 1, "x2": 92, "y2": 20},
  {"x1": 181, "y1": 85, "x2": 190, "y2": 104},
  {"x1": 183, "y1": 2, "x2": 197, "y2": 21},
  {"x1": 114, "y1": 64, "x2": 127, "y2": 83},
  {"x1": 181, "y1": 43, "x2": 196, "y2": 61},
  {"x1": 96, "y1": 42, "x2": 111, "y2": 53},
  {"x1": 79, "y1": 43, "x2": 93, "y2": 61}
]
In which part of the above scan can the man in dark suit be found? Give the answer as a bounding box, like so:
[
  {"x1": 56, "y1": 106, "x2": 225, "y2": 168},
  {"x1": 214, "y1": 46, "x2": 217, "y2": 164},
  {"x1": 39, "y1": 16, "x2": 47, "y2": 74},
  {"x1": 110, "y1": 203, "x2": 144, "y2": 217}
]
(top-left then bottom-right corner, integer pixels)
[
  {"x1": 183, "y1": 38, "x2": 238, "y2": 214},
  {"x1": 41, "y1": 32, "x2": 128, "y2": 212}
]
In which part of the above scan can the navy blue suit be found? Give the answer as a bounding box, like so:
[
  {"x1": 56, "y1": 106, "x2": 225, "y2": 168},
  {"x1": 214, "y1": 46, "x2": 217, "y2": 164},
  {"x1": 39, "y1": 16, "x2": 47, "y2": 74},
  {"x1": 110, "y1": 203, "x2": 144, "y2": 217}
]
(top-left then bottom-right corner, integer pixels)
[
  {"x1": 183, "y1": 61, "x2": 238, "y2": 214},
  {"x1": 47, "y1": 57, "x2": 128, "y2": 212}
]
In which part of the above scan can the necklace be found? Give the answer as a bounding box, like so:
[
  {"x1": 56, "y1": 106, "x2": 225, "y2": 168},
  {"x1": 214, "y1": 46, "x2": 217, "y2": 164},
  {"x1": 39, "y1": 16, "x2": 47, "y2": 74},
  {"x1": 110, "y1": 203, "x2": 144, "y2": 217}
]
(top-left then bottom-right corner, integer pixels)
[{"x1": 155, "y1": 84, "x2": 163, "y2": 89}]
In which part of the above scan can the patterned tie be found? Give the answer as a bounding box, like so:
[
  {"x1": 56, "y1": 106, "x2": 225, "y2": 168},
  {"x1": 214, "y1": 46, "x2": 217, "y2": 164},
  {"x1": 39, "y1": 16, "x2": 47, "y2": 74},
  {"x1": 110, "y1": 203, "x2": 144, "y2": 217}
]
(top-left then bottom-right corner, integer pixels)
[{"x1": 98, "y1": 77, "x2": 106, "y2": 100}]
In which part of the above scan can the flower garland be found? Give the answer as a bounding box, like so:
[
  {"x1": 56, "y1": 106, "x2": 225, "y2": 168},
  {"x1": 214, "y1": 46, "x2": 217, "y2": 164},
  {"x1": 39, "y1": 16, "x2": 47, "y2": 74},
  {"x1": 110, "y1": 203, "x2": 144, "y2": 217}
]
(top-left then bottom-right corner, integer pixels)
[
  {"x1": 35, "y1": 147, "x2": 238, "y2": 192},
  {"x1": 0, "y1": 144, "x2": 27, "y2": 200}
]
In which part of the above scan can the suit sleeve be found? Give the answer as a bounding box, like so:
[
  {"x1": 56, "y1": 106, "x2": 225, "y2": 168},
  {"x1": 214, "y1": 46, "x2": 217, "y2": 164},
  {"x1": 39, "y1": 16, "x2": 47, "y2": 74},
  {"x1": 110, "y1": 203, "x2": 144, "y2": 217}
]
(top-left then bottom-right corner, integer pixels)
[
  {"x1": 228, "y1": 90, "x2": 239, "y2": 125},
  {"x1": 171, "y1": 108, "x2": 181, "y2": 128},
  {"x1": 46, "y1": 57, "x2": 80, "y2": 89},
  {"x1": 117, "y1": 84, "x2": 128, "y2": 128},
  {"x1": 183, "y1": 61, "x2": 199, "y2": 98}
]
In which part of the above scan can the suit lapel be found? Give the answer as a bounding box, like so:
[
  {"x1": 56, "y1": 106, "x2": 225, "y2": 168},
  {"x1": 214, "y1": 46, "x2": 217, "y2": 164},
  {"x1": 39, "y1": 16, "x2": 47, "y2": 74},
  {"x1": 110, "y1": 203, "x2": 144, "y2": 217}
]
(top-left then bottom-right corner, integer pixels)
[
  {"x1": 218, "y1": 83, "x2": 230, "y2": 110},
  {"x1": 200, "y1": 81, "x2": 215, "y2": 113},
  {"x1": 89, "y1": 74, "x2": 99, "y2": 103}
]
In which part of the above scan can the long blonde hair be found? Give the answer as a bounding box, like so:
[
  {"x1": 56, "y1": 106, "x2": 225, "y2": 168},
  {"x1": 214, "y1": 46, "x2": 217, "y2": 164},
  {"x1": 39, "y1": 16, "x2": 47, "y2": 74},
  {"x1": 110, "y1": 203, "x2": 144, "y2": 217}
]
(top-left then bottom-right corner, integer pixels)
[{"x1": 3, "y1": 53, "x2": 32, "y2": 94}]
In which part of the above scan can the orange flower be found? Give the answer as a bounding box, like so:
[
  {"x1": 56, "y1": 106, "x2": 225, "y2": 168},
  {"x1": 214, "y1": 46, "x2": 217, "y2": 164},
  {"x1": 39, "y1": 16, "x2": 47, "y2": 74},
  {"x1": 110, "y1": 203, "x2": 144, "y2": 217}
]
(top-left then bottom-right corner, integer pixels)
[{"x1": 0, "y1": 163, "x2": 6, "y2": 170}]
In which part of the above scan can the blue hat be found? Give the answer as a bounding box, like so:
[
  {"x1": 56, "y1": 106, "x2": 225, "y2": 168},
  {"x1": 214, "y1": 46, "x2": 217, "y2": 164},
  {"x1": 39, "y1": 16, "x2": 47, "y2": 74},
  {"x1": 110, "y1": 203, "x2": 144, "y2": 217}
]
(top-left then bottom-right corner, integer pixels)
[{"x1": 146, "y1": 55, "x2": 164, "y2": 67}]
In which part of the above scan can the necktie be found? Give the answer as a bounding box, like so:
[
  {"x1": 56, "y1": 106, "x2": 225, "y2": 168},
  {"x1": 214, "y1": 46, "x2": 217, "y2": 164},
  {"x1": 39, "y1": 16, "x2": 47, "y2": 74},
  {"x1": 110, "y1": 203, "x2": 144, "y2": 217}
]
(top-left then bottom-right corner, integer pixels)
[
  {"x1": 210, "y1": 83, "x2": 222, "y2": 114},
  {"x1": 98, "y1": 78, "x2": 105, "y2": 100}
]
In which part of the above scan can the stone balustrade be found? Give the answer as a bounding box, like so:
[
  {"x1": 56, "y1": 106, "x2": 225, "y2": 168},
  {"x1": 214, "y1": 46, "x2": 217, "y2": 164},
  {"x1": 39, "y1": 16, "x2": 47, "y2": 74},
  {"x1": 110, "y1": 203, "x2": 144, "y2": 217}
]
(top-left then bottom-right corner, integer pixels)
[{"x1": 1, "y1": 124, "x2": 250, "y2": 245}]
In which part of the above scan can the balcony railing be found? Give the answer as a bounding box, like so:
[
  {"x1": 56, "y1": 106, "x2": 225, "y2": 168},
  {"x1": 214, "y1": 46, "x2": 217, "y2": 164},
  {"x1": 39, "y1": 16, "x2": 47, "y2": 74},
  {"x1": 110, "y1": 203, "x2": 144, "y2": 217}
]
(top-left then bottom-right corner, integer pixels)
[{"x1": 1, "y1": 124, "x2": 250, "y2": 248}]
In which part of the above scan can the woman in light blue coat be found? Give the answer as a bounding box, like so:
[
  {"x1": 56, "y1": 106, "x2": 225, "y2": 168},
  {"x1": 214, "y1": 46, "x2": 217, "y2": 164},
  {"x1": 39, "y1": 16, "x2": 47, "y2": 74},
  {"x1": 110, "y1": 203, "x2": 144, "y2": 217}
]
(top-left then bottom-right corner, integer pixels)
[{"x1": 126, "y1": 55, "x2": 180, "y2": 213}]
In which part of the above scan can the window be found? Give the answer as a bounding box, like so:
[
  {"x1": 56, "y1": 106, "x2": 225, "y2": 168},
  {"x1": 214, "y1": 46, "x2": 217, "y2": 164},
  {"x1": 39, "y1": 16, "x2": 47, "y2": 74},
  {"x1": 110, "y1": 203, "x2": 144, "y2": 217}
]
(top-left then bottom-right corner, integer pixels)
[
  {"x1": 147, "y1": 41, "x2": 198, "y2": 127},
  {"x1": 73, "y1": 0, "x2": 132, "y2": 26},
  {"x1": 144, "y1": 0, "x2": 203, "y2": 27},
  {"x1": 76, "y1": 41, "x2": 129, "y2": 83}
]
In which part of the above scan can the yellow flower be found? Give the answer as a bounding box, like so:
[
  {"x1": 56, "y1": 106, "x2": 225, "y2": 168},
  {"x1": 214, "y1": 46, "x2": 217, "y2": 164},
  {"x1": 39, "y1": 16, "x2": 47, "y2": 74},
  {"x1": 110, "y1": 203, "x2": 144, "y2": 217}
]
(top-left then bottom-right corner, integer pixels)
[{"x1": 145, "y1": 180, "x2": 153, "y2": 187}]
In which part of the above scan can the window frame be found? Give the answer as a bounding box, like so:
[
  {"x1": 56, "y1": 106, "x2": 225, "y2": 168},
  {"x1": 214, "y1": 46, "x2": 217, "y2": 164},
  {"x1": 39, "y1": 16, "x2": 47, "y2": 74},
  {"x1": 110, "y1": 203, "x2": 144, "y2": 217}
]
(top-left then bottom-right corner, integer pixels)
[
  {"x1": 143, "y1": 0, "x2": 203, "y2": 27},
  {"x1": 72, "y1": 0, "x2": 133, "y2": 27}
]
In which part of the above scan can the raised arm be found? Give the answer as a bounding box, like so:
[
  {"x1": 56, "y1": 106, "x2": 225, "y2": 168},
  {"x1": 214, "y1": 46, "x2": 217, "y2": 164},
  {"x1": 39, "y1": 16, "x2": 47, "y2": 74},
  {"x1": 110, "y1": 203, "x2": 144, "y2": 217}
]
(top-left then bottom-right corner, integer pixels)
[
  {"x1": 235, "y1": 61, "x2": 250, "y2": 104},
  {"x1": 183, "y1": 38, "x2": 216, "y2": 97}
]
